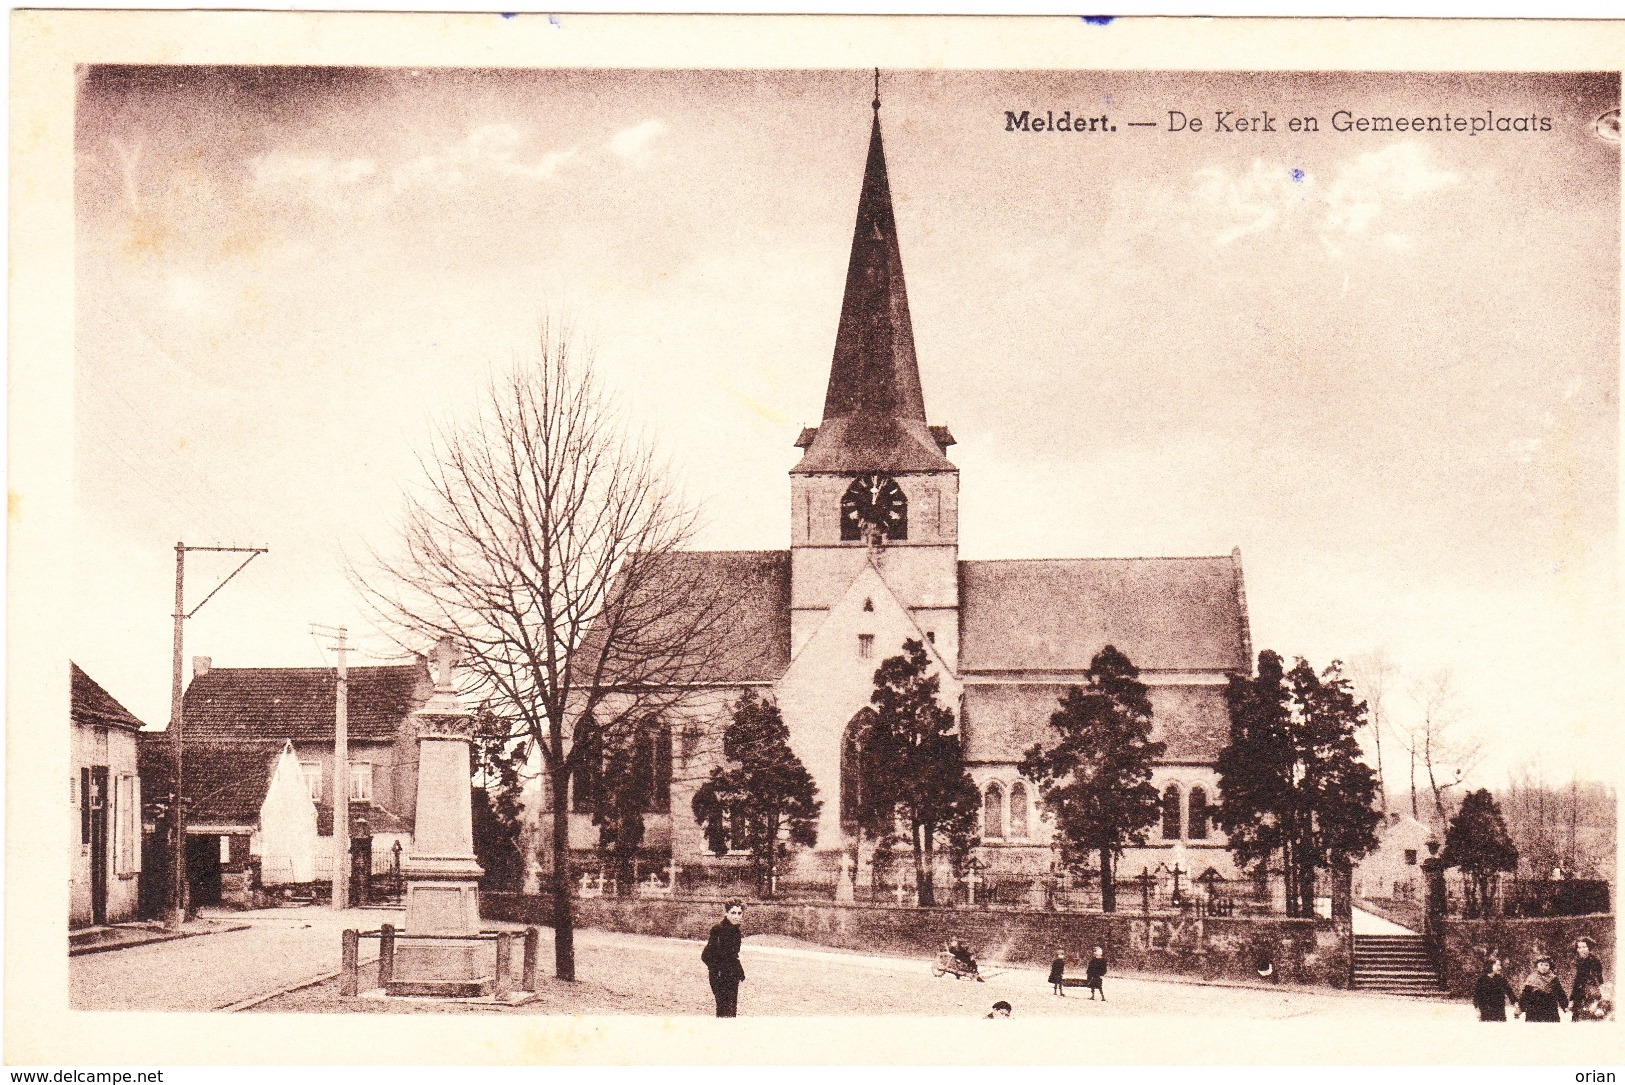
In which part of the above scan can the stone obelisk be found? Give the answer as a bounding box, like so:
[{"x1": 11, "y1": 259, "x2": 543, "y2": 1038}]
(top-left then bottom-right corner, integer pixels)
[{"x1": 387, "y1": 637, "x2": 489, "y2": 997}]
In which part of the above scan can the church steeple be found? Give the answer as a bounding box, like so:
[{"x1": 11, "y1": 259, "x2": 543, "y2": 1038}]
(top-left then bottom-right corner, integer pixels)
[{"x1": 793, "y1": 82, "x2": 955, "y2": 476}]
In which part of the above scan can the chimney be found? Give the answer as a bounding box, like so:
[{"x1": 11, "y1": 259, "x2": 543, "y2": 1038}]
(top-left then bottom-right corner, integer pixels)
[{"x1": 192, "y1": 656, "x2": 212, "y2": 678}]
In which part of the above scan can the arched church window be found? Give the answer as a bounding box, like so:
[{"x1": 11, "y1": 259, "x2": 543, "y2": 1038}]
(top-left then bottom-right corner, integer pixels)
[
  {"x1": 1187, "y1": 786, "x2": 1209, "y2": 841},
  {"x1": 570, "y1": 730, "x2": 601, "y2": 815},
  {"x1": 840, "y1": 710, "x2": 876, "y2": 831},
  {"x1": 983, "y1": 782, "x2": 1005, "y2": 840},
  {"x1": 840, "y1": 474, "x2": 908, "y2": 542},
  {"x1": 1008, "y1": 782, "x2": 1029, "y2": 840},
  {"x1": 640, "y1": 720, "x2": 672, "y2": 815},
  {"x1": 1161, "y1": 784, "x2": 1183, "y2": 841}
]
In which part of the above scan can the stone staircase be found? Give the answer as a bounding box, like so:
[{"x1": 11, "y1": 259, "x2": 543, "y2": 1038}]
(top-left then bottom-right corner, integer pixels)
[{"x1": 1353, "y1": 933, "x2": 1443, "y2": 995}]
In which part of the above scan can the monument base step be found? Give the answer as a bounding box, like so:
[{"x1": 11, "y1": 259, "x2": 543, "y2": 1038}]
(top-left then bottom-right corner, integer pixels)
[{"x1": 385, "y1": 978, "x2": 492, "y2": 998}]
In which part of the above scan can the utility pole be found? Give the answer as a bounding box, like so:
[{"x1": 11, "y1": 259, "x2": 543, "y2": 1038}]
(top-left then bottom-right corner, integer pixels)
[
  {"x1": 334, "y1": 627, "x2": 350, "y2": 911},
  {"x1": 312, "y1": 623, "x2": 353, "y2": 910},
  {"x1": 167, "y1": 541, "x2": 267, "y2": 929}
]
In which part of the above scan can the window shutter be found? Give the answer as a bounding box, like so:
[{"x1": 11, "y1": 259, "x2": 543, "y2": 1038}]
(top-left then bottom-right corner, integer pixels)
[
  {"x1": 115, "y1": 776, "x2": 128, "y2": 873},
  {"x1": 130, "y1": 776, "x2": 142, "y2": 873}
]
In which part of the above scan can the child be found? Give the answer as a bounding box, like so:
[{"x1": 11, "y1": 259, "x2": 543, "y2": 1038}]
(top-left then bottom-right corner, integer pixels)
[
  {"x1": 1049, "y1": 952, "x2": 1067, "y2": 996},
  {"x1": 985, "y1": 1000, "x2": 1012, "y2": 1018},
  {"x1": 1085, "y1": 945, "x2": 1108, "y2": 1002}
]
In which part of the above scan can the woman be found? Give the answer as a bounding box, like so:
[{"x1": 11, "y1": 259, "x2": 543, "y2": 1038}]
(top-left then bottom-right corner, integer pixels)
[
  {"x1": 1473, "y1": 958, "x2": 1516, "y2": 1021},
  {"x1": 1571, "y1": 939, "x2": 1606, "y2": 1021},
  {"x1": 1518, "y1": 956, "x2": 1569, "y2": 1022}
]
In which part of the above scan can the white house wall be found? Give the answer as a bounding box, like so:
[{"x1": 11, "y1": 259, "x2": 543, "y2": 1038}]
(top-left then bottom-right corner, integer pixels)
[{"x1": 70, "y1": 722, "x2": 141, "y2": 928}]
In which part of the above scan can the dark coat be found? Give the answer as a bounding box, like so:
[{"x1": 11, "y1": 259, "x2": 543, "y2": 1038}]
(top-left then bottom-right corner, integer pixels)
[
  {"x1": 1573, "y1": 956, "x2": 1605, "y2": 999},
  {"x1": 701, "y1": 920, "x2": 745, "y2": 982},
  {"x1": 1519, "y1": 976, "x2": 1569, "y2": 1022},
  {"x1": 1086, "y1": 957, "x2": 1108, "y2": 987},
  {"x1": 1473, "y1": 973, "x2": 1516, "y2": 1021},
  {"x1": 1048, "y1": 959, "x2": 1066, "y2": 985},
  {"x1": 1573, "y1": 955, "x2": 1606, "y2": 1019}
]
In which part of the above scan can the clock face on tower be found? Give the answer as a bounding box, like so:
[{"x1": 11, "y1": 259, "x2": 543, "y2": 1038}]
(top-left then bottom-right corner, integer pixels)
[{"x1": 841, "y1": 473, "x2": 909, "y2": 542}]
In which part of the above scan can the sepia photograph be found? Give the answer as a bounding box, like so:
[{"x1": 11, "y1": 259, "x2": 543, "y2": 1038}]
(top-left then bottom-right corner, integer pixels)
[{"x1": 11, "y1": 11, "x2": 1625, "y2": 1070}]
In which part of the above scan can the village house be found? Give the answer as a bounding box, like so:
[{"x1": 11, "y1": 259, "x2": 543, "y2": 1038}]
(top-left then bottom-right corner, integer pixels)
[
  {"x1": 70, "y1": 663, "x2": 146, "y2": 928},
  {"x1": 527, "y1": 98, "x2": 1251, "y2": 894},
  {"x1": 1354, "y1": 813, "x2": 1437, "y2": 906},
  {"x1": 138, "y1": 657, "x2": 429, "y2": 908}
]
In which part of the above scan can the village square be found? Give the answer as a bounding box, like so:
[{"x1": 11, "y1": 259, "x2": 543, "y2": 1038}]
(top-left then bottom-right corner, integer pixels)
[{"x1": 61, "y1": 65, "x2": 1616, "y2": 1027}]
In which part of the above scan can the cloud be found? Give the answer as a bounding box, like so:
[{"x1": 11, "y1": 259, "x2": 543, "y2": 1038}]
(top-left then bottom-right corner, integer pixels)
[
  {"x1": 250, "y1": 153, "x2": 378, "y2": 194},
  {"x1": 1193, "y1": 160, "x2": 1300, "y2": 246},
  {"x1": 1322, "y1": 143, "x2": 1460, "y2": 247},
  {"x1": 1189, "y1": 142, "x2": 1462, "y2": 256},
  {"x1": 393, "y1": 124, "x2": 577, "y2": 191},
  {"x1": 608, "y1": 119, "x2": 668, "y2": 162}
]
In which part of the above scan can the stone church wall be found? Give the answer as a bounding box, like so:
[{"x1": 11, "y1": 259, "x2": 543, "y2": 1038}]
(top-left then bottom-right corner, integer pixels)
[{"x1": 484, "y1": 892, "x2": 1353, "y2": 989}]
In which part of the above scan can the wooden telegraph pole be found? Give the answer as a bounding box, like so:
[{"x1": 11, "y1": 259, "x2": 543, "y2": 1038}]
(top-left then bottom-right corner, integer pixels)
[
  {"x1": 334, "y1": 627, "x2": 350, "y2": 910},
  {"x1": 312, "y1": 624, "x2": 352, "y2": 910},
  {"x1": 167, "y1": 542, "x2": 267, "y2": 929}
]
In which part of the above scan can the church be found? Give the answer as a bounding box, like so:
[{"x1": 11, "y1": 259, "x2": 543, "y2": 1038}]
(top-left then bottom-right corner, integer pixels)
[{"x1": 538, "y1": 96, "x2": 1253, "y2": 891}]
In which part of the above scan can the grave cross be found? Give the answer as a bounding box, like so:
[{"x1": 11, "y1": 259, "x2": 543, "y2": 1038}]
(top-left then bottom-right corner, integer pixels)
[
  {"x1": 964, "y1": 866, "x2": 983, "y2": 905},
  {"x1": 665, "y1": 856, "x2": 682, "y2": 892},
  {"x1": 893, "y1": 881, "x2": 909, "y2": 906}
]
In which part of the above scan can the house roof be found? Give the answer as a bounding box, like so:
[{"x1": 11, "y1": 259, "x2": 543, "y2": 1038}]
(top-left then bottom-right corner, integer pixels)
[
  {"x1": 793, "y1": 108, "x2": 954, "y2": 476},
  {"x1": 137, "y1": 734, "x2": 275, "y2": 828},
  {"x1": 181, "y1": 663, "x2": 427, "y2": 743},
  {"x1": 71, "y1": 663, "x2": 146, "y2": 732},
  {"x1": 959, "y1": 556, "x2": 1249, "y2": 674}
]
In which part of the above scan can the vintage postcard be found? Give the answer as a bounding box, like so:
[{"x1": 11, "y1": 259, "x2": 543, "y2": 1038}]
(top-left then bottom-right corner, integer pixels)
[{"x1": 9, "y1": 11, "x2": 1625, "y2": 1069}]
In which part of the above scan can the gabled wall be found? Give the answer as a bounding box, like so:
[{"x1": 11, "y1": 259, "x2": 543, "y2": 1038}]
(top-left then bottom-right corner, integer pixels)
[{"x1": 776, "y1": 556, "x2": 960, "y2": 851}]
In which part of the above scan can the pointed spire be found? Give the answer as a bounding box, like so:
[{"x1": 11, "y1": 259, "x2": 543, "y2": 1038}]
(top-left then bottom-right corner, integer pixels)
[{"x1": 794, "y1": 80, "x2": 954, "y2": 475}]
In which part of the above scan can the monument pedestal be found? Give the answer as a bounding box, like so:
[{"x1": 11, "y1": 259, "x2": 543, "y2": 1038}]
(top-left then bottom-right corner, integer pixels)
[
  {"x1": 378, "y1": 640, "x2": 490, "y2": 999},
  {"x1": 386, "y1": 857, "x2": 490, "y2": 997}
]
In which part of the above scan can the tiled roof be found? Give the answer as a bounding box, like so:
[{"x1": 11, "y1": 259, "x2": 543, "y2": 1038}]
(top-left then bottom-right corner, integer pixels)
[
  {"x1": 963, "y1": 681, "x2": 1232, "y2": 764},
  {"x1": 70, "y1": 663, "x2": 146, "y2": 732},
  {"x1": 137, "y1": 734, "x2": 275, "y2": 828},
  {"x1": 959, "y1": 556, "x2": 1249, "y2": 674},
  {"x1": 181, "y1": 664, "x2": 427, "y2": 743},
  {"x1": 585, "y1": 551, "x2": 792, "y2": 685}
]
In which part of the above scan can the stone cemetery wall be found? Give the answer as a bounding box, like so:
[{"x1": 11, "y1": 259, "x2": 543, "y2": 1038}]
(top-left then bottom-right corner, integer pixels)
[{"x1": 483, "y1": 893, "x2": 1353, "y2": 988}]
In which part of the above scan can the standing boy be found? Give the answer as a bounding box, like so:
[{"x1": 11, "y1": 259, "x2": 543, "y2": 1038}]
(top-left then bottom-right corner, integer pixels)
[
  {"x1": 1085, "y1": 945, "x2": 1108, "y2": 1002},
  {"x1": 701, "y1": 901, "x2": 746, "y2": 1017}
]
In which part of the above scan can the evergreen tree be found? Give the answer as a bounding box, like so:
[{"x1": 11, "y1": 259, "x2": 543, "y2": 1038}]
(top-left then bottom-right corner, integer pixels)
[
  {"x1": 691, "y1": 691, "x2": 821, "y2": 896},
  {"x1": 589, "y1": 724, "x2": 654, "y2": 892},
  {"x1": 864, "y1": 639, "x2": 979, "y2": 907},
  {"x1": 1442, "y1": 788, "x2": 1519, "y2": 918},
  {"x1": 1018, "y1": 645, "x2": 1165, "y2": 912},
  {"x1": 1217, "y1": 650, "x2": 1382, "y2": 917},
  {"x1": 471, "y1": 711, "x2": 528, "y2": 891}
]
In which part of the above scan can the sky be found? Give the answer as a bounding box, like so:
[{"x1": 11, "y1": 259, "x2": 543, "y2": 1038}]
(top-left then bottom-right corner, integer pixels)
[{"x1": 72, "y1": 67, "x2": 1618, "y2": 787}]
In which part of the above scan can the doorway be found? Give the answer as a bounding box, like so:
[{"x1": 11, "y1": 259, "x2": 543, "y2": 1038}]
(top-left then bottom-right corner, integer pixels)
[
  {"x1": 186, "y1": 834, "x2": 223, "y2": 907},
  {"x1": 86, "y1": 767, "x2": 109, "y2": 925}
]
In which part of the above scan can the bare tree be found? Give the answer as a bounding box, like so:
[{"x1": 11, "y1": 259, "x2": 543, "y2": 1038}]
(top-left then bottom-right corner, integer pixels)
[
  {"x1": 1348, "y1": 649, "x2": 1397, "y2": 817},
  {"x1": 1398, "y1": 670, "x2": 1485, "y2": 831},
  {"x1": 353, "y1": 323, "x2": 743, "y2": 981}
]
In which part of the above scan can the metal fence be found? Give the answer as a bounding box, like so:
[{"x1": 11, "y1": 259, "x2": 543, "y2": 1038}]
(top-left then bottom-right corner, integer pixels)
[{"x1": 560, "y1": 858, "x2": 1303, "y2": 916}]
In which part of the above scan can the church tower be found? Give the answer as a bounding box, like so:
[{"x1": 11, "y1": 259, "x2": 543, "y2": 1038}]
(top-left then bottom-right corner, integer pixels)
[{"x1": 788, "y1": 91, "x2": 961, "y2": 666}]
